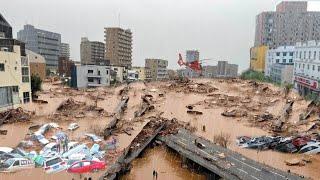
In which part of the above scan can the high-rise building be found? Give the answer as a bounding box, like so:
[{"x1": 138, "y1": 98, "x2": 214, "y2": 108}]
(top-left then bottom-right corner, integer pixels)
[
  {"x1": 145, "y1": 58, "x2": 168, "y2": 80},
  {"x1": 217, "y1": 61, "x2": 238, "y2": 77},
  {"x1": 186, "y1": 50, "x2": 200, "y2": 63},
  {"x1": 104, "y1": 27, "x2": 132, "y2": 68},
  {"x1": 60, "y1": 42, "x2": 70, "y2": 59},
  {"x1": 17, "y1": 24, "x2": 61, "y2": 72},
  {"x1": 80, "y1": 37, "x2": 107, "y2": 65},
  {"x1": 254, "y1": 1, "x2": 320, "y2": 48},
  {"x1": 0, "y1": 14, "x2": 12, "y2": 39}
]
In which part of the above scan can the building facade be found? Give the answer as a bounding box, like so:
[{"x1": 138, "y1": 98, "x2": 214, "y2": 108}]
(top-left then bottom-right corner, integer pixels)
[
  {"x1": 254, "y1": 1, "x2": 320, "y2": 48},
  {"x1": 132, "y1": 66, "x2": 146, "y2": 81},
  {"x1": 70, "y1": 65, "x2": 110, "y2": 89},
  {"x1": 265, "y1": 46, "x2": 294, "y2": 77},
  {"x1": 60, "y1": 42, "x2": 70, "y2": 59},
  {"x1": 105, "y1": 27, "x2": 132, "y2": 68},
  {"x1": 217, "y1": 61, "x2": 238, "y2": 77},
  {"x1": 145, "y1": 59, "x2": 168, "y2": 81},
  {"x1": 110, "y1": 66, "x2": 127, "y2": 83},
  {"x1": 17, "y1": 24, "x2": 61, "y2": 72},
  {"x1": 27, "y1": 50, "x2": 46, "y2": 81},
  {"x1": 250, "y1": 46, "x2": 268, "y2": 72},
  {"x1": 270, "y1": 64, "x2": 294, "y2": 84},
  {"x1": 0, "y1": 39, "x2": 31, "y2": 110},
  {"x1": 0, "y1": 14, "x2": 12, "y2": 39},
  {"x1": 186, "y1": 50, "x2": 200, "y2": 63},
  {"x1": 202, "y1": 66, "x2": 218, "y2": 78},
  {"x1": 293, "y1": 41, "x2": 320, "y2": 96},
  {"x1": 80, "y1": 37, "x2": 106, "y2": 65}
]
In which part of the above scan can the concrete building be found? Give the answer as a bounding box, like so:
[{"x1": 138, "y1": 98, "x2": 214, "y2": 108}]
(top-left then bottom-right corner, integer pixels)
[
  {"x1": 186, "y1": 50, "x2": 200, "y2": 63},
  {"x1": 132, "y1": 66, "x2": 146, "y2": 81},
  {"x1": 145, "y1": 59, "x2": 168, "y2": 81},
  {"x1": 80, "y1": 37, "x2": 107, "y2": 65},
  {"x1": 17, "y1": 24, "x2": 61, "y2": 72},
  {"x1": 293, "y1": 41, "x2": 320, "y2": 96},
  {"x1": 269, "y1": 64, "x2": 294, "y2": 84},
  {"x1": 27, "y1": 50, "x2": 46, "y2": 81},
  {"x1": 0, "y1": 38, "x2": 31, "y2": 110},
  {"x1": 250, "y1": 46, "x2": 268, "y2": 72},
  {"x1": 265, "y1": 46, "x2": 294, "y2": 77},
  {"x1": 110, "y1": 66, "x2": 127, "y2": 83},
  {"x1": 58, "y1": 56, "x2": 75, "y2": 77},
  {"x1": 105, "y1": 27, "x2": 132, "y2": 68},
  {"x1": 60, "y1": 42, "x2": 70, "y2": 59},
  {"x1": 0, "y1": 14, "x2": 12, "y2": 39},
  {"x1": 202, "y1": 66, "x2": 218, "y2": 78},
  {"x1": 217, "y1": 61, "x2": 238, "y2": 77},
  {"x1": 70, "y1": 65, "x2": 110, "y2": 89},
  {"x1": 254, "y1": 1, "x2": 320, "y2": 48}
]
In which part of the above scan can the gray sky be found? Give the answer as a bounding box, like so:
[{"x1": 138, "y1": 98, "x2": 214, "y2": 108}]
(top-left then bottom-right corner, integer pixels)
[{"x1": 1, "y1": 0, "x2": 320, "y2": 72}]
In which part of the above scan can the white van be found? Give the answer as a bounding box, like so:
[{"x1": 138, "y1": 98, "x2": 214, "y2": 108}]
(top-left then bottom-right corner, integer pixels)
[{"x1": 0, "y1": 158, "x2": 34, "y2": 172}]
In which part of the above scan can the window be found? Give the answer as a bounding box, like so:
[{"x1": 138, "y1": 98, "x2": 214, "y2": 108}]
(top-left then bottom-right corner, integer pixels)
[
  {"x1": 282, "y1": 59, "x2": 286, "y2": 63},
  {"x1": 313, "y1": 65, "x2": 315, "y2": 71},
  {"x1": 289, "y1": 52, "x2": 294, "y2": 56},
  {"x1": 0, "y1": 63, "x2": 4, "y2": 71},
  {"x1": 299, "y1": 51, "x2": 302, "y2": 59},
  {"x1": 13, "y1": 86, "x2": 18, "y2": 93},
  {"x1": 314, "y1": 51, "x2": 317, "y2": 59},
  {"x1": 88, "y1": 77, "x2": 94, "y2": 82},
  {"x1": 283, "y1": 52, "x2": 287, "y2": 56},
  {"x1": 307, "y1": 64, "x2": 310, "y2": 70},
  {"x1": 299, "y1": 64, "x2": 301, "y2": 68},
  {"x1": 309, "y1": 51, "x2": 311, "y2": 59},
  {"x1": 13, "y1": 160, "x2": 19, "y2": 166},
  {"x1": 22, "y1": 67, "x2": 29, "y2": 82},
  {"x1": 88, "y1": 70, "x2": 93, "y2": 74},
  {"x1": 23, "y1": 92, "x2": 30, "y2": 103},
  {"x1": 276, "y1": 59, "x2": 279, "y2": 63},
  {"x1": 318, "y1": 66, "x2": 320, "y2": 72},
  {"x1": 276, "y1": 52, "x2": 280, "y2": 56},
  {"x1": 289, "y1": 59, "x2": 293, "y2": 63}
]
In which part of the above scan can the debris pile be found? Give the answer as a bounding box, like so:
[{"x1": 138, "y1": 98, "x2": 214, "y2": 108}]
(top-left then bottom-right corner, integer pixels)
[
  {"x1": 134, "y1": 94, "x2": 155, "y2": 118},
  {"x1": 0, "y1": 107, "x2": 33, "y2": 126},
  {"x1": 165, "y1": 79, "x2": 218, "y2": 94}
]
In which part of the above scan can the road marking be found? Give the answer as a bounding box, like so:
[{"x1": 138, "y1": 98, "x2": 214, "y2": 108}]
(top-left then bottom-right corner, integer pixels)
[
  {"x1": 270, "y1": 171, "x2": 286, "y2": 178},
  {"x1": 250, "y1": 175, "x2": 261, "y2": 180},
  {"x1": 229, "y1": 156, "x2": 261, "y2": 172},
  {"x1": 237, "y1": 168, "x2": 248, "y2": 174}
]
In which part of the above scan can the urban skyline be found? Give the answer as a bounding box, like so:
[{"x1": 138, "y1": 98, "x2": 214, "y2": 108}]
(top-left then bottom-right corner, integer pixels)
[{"x1": 2, "y1": 0, "x2": 320, "y2": 72}]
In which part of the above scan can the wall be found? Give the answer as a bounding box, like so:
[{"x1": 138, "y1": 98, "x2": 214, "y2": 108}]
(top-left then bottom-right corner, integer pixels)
[{"x1": 250, "y1": 46, "x2": 268, "y2": 72}]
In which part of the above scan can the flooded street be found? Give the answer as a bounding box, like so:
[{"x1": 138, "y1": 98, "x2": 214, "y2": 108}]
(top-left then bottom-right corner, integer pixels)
[{"x1": 0, "y1": 79, "x2": 320, "y2": 179}]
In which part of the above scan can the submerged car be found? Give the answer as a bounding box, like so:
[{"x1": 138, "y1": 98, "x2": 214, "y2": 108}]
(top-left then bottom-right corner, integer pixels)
[
  {"x1": 299, "y1": 142, "x2": 320, "y2": 154},
  {"x1": 34, "y1": 134, "x2": 49, "y2": 145},
  {"x1": 40, "y1": 142, "x2": 59, "y2": 155},
  {"x1": 68, "y1": 123, "x2": 79, "y2": 131},
  {"x1": 0, "y1": 147, "x2": 13, "y2": 155},
  {"x1": 274, "y1": 141, "x2": 298, "y2": 153},
  {"x1": 0, "y1": 158, "x2": 34, "y2": 172},
  {"x1": 67, "y1": 160, "x2": 106, "y2": 173},
  {"x1": 243, "y1": 136, "x2": 278, "y2": 150},
  {"x1": 0, "y1": 153, "x2": 23, "y2": 163},
  {"x1": 85, "y1": 134, "x2": 102, "y2": 143},
  {"x1": 43, "y1": 156, "x2": 67, "y2": 174}
]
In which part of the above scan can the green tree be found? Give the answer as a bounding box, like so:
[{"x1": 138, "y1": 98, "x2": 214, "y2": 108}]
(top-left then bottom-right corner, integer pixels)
[{"x1": 31, "y1": 74, "x2": 42, "y2": 95}]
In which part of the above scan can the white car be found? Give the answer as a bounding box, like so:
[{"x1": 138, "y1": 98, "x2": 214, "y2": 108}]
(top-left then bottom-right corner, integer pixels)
[
  {"x1": 68, "y1": 123, "x2": 79, "y2": 131},
  {"x1": 68, "y1": 141, "x2": 79, "y2": 151},
  {"x1": 299, "y1": 142, "x2": 320, "y2": 154},
  {"x1": 85, "y1": 134, "x2": 102, "y2": 143},
  {"x1": 34, "y1": 134, "x2": 49, "y2": 145},
  {"x1": 0, "y1": 158, "x2": 34, "y2": 172},
  {"x1": 40, "y1": 142, "x2": 58, "y2": 155},
  {"x1": 43, "y1": 156, "x2": 67, "y2": 174},
  {"x1": 0, "y1": 147, "x2": 13, "y2": 155}
]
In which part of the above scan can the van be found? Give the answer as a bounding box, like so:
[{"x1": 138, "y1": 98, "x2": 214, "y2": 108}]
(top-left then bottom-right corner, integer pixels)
[{"x1": 0, "y1": 158, "x2": 34, "y2": 172}]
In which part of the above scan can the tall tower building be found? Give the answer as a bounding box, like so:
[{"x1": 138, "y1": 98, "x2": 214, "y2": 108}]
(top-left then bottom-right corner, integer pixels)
[
  {"x1": 104, "y1": 27, "x2": 132, "y2": 68},
  {"x1": 0, "y1": 14, "x2": 12, "y2": 38},
  {"x1": 80, "y1": 37, "x2": 106, "y2": 65},
  {"x1": 60, "y1": 43, "x2": 70, "y2": 59},
  {"x1": 17, "y1": 24, "x2": 61, "y2": 72},
  {"x1": 254, "y1": 1, "x2": 320, "y2": 48}
]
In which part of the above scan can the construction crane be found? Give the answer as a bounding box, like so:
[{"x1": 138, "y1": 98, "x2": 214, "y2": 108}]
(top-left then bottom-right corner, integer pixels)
[{"x1": 177, "y1": 53, "x2": 216, "y2": 74}]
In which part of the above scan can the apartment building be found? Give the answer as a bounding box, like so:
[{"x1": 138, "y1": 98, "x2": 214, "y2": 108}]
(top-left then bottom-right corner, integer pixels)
[
  {"x1": 60, "y1": 42, "x2": 70, "y2": 59},
  {"x1": 132, "y1": 66, "x2": 146, "y2": 81},
  {"x1": 105, "y1": 27, "x2": 132, "y2": 68},
  {"x1": 27, "y1": 50, "x2": 46, "y2": 81},
  {"x1": 254, "y1": 1, "x2": 320, "y2": 48},
  {"x1": 0, "y1": 39, "x2": 31, "y2": 110},
  {"x1": 70, "y1": 65, "x2": 110, "y2": 89},
  {"x1": 80, "y1": 37, "x2": 107, "y2": 65},
  {"x1": 0, "y1": 14, "x2": 12, "y2": 39},
  {"x1": 17, "y1": 24, "x2": 61, "y2": 72},
  {"x1": 145, "y1": 59, "x2": 168, "y2": 81},
  {"x1": 293, "y1": 41, "x2": 320, "y2": 96},
  {"x1": 58, "y1": 56, "x2": 75, "y2": 77},
  {"x1": 265, "y1": 46, "x2": 295, "y2": 77}
]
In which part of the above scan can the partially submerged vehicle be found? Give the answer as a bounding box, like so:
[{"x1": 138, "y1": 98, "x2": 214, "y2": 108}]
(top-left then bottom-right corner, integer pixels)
[
  {"x1": 0, "y1": 158, "x2": 34, "y2": 172},
  {"x1": 43, "y1": 156, "x2": 67, "y2": 174},
  {"x1": 34, "y1": 133, "x2": 49, "y2": 145},
  {"x1": 85, "y1": 134, "x2": 102, "y2": 143},
  {"x1": 0, "y1": 147, "x2": 13, "y2": 155},
  {"x1": 299, "y1": 142, "x2": 320, "y2": 154},
  {"x1": 67, "y1": 160, "x2": 106, "y2": 173},
  {"x1": 68, "y1": 123, "x2": 79, "y2": 131}
]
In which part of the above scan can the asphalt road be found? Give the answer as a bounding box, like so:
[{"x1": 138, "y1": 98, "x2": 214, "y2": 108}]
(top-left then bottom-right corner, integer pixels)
[{"x1": 161, "y1": 129, "x2": 304, "y2": 180}]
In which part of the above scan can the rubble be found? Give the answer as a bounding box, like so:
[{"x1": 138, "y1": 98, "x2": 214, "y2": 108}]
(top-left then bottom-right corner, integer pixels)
[
  {"x1": 221, "y1": 109, "x2": 247, "y2": 118},
  {"x1": 0, "y1": 108, "x2": 33, "y2": 126},
  {"x1": 187, "y1": 110, "x2": 203, "y2": 115}
]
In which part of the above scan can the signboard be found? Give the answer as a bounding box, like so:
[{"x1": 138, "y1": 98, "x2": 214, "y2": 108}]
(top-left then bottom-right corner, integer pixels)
[{"x1": 295, "y1": 76, "x2": 319, "y2": 90}]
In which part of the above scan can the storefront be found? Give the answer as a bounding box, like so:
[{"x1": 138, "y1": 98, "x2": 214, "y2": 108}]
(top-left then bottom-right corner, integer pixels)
[{"x1": 294, "y1": 75, "x2": 320, "y2": 96}]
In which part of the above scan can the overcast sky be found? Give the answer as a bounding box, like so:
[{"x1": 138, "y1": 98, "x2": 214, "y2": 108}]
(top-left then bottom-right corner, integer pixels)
[{"x1": 1, "y1": 0, "x2": 320, "y2": 72}]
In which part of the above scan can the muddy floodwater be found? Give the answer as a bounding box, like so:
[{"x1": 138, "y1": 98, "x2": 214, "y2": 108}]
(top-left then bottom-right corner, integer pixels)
[
  {"x1": 0, "y1": 79, "x2": 320, "y2": 179},
  {"x1": 121, "y1": 146, "x2": 206, "y2": 180}
]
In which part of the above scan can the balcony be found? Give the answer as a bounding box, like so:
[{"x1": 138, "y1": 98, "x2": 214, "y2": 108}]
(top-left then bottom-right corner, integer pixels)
[
  {"x1": 87, "y1": 83, "x2": 104, "y2": 87},
  {"x1": 87, "y1": 73, "x2": 101, "y2": 78}
]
